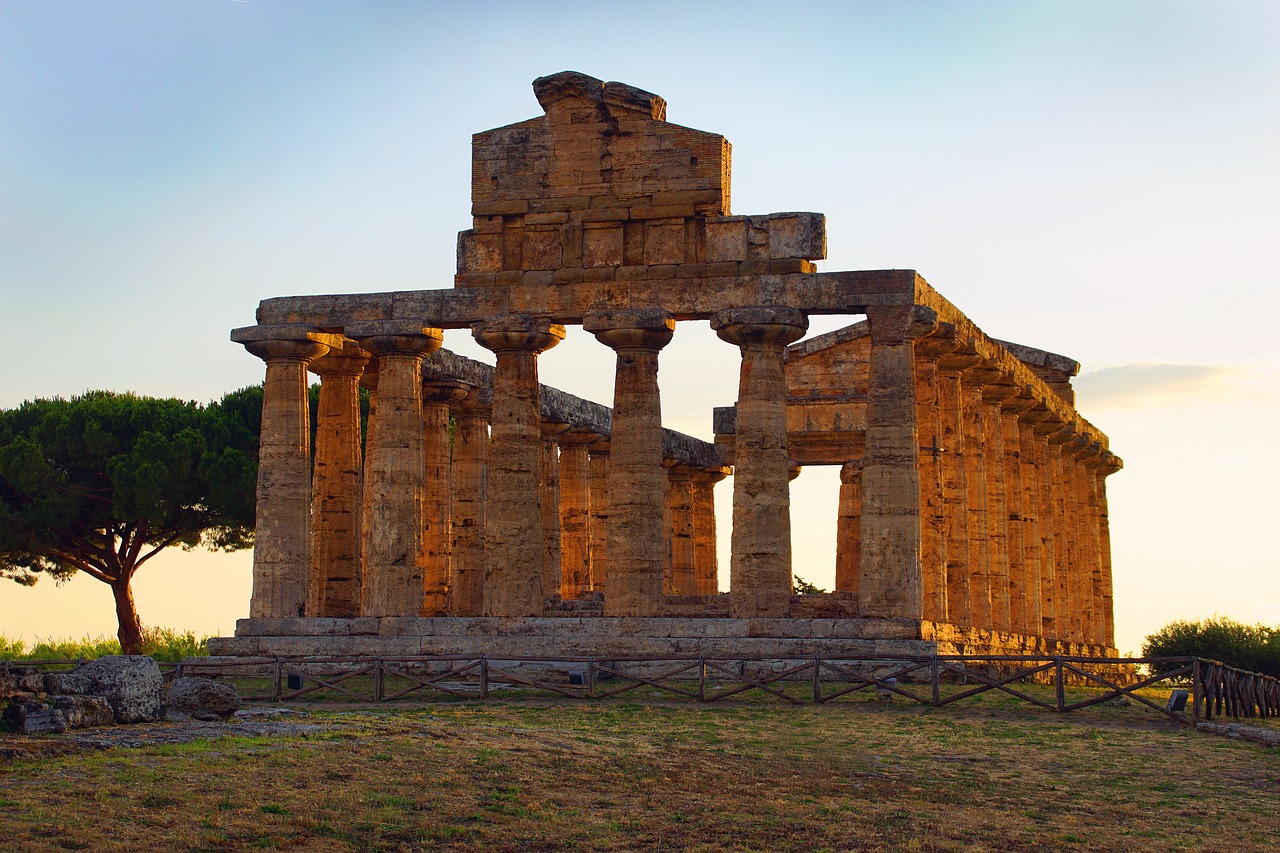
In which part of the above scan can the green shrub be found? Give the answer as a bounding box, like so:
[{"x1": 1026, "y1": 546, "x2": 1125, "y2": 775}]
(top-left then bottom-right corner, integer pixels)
[
  {"x1": 0, "y1": 628, "x2": 208, "y2": 662},
  {"x1": 1142, "y1": 616, "x2": 1280, "y2": 677}
]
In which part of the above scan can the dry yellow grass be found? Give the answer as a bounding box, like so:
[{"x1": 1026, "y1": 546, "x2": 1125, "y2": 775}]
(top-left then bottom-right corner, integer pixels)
[{"x1": 2, "y1": 692, "x2": 1278, "y2": 851}]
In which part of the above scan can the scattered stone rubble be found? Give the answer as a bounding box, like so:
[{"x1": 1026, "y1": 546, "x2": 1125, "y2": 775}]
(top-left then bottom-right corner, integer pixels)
[{"x1": 1, "y1": 656, "x2": 239, "y2": 735}]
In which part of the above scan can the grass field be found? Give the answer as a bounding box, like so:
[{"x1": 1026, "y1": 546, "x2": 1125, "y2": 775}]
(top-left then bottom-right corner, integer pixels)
[{"x1": 2, "y1": 688, "x2": 1278, "y2": 852}]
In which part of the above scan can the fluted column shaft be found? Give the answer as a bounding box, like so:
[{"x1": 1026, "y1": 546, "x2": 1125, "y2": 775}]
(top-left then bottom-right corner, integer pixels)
[
  {"x1": 959, "y1": 366, "x2": 1000, "y2": 629},
  {"x1": 1030, "y1": 421, "x2": 1060, "y2": 639},
  {"x1": 937, "y1": 359, "x2": 974, "y2": 626},
  {"x1": 981, "y1": 382, "x2": 1018, "y2": 634},
  {"x1": 835, "y1": 460, "x2": 863, "y2": 598},
  {"x1": 1096, "y1": 460, "x2": 1120, "y2": 648},
  {"x1": 588, "y1": 443, "x2": 610, "y2": 594},
  {"x1": 450, "y1": 399, "x2": 489, "y2": 616},
  {"x1": 473, "y1": 316, "x2": 565, "y2": 616},
  {"x1": 667, "y1": 464, "x2": 697, "y2": 595},
  {"x1": 558, "y1": 431, "x2": 595, "y2": 599},
  {"x1": 421, "y1": 380, "x2": 468, "y2": 615},
  {"x1": 242, "y1": 335, "x2": 331, "y2": 619},
  {"x1": 308, "y1": 346, "x2": 369, "y2": 618},
  {"x1": 713, "y1": 307, "x2": 808, "y2": 618},
  {"x1": 857, "y1": 305, "x2": 937, "y2": 619},
  {"x1": 540, "y1": 424, "x2": 567, "y2": 601},
  {"x1": 691, "y1": 467, "x2": 727, "y2": 595},
  {"x1": 914, "y1": 335, "x2": 954, "y2": 623},
  {"x1": 1000, "y1": 397, "x2": 1036, "y2": 637},
  {"x1": 586, "y1": 311, "x2": 674, "y2": 616},
  {"x1": 355, "y1": 328, "x2": 443, "y2": 617}
]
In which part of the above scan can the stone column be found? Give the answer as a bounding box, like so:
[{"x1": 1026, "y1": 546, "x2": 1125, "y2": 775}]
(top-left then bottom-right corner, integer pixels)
[
  {"x1": 667, "y1": 464, "x2": 697, "y2": 595},
  {"x1": 1016, "y1": 404, "x2": 1047, "y2": 641},
  {"x1": 540, "y1": 422, "x2": 568, "y2": 602},
  {"x1": 1064, "y1": 437, "x2": 1095, "y2": 646},
  {"x1": 857, "y1": 304, "x2": 938, "y2": 620},
  {"x1": 233, "y1": 325, "x2": 336, "y2": 619},
  {"x1": 1049, "y1": 430, "x2": 1081, "y2": 643},
  {"x1": 421, "y1": 379, "x2": 468, "y2": 616},
  {"x1": 450, "y1": 397, "x2": 489, "y2": 616},
  {"x1": 472, "y1": 315, "x2": 565, "y2": 617},
  {"x1": 1096, "y1": 454, "x2": 1121, "y2": 648},
  {"x1": 712, "y1": 306, "x2": 809, "y2": 618},
  {"x1": 588, "y1": 440, "x2": 610, "y2": 594},
  {"x1": 308, "y1": 343, "x2": 370, "y2": 618},
  {"x1": 960, "y1": 363, "x2": 1001, "y2": 630},
  {"x1": 1078, "y1": 445, "x2": 1105, "y2": 648},
  {"x1": 349, "y1": 322, "x2": 443, "y2": 617},
  {"x1": 1031, "y1": 412, "x2": 1063, "y2": 640},
  {"x1": 914, "y1": 333, "x2": 956, "y2": 624},
  {"x1": 558, "y1": 429, "x2": 596, "y2": 599},
  {"x1": 936, "y1": 352, "x2": 977, "y2": 626},
  {"x1": 1000, "y1": 394, "x2": 1037, "y2": 638},
  {"x1": 691, "y1": 466, "x2": 728, "y2": 596},
  {"x1": 980, "y1": 381, "x2": 1019, "y2": 634},
  {"x1": 585, "y1": 310, "x2": 674, "y2": 617},
  {"x1": 834, "y1": 460, "x2": 863, "y2": 599}
]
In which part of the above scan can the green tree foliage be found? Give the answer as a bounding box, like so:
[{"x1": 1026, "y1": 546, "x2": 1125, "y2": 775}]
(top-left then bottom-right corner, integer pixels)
[
  {"x1": 1142, "y1": 616, "x2": 1280, "y2": 678},
  {"x1": 793, "y1": 575, "x2": 828, "y2": 595},
  {"x1": 0, "y1": 390, "x2": 260, "y2": 654}
]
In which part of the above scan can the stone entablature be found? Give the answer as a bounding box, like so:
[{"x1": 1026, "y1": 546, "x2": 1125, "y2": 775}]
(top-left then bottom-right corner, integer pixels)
[{"x1": 223, "y1": 71, "x2": 1123, "y2": 660}]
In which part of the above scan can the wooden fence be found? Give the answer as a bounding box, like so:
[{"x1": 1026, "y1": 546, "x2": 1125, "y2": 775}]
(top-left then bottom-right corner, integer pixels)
[{"x1": 156, "y1": 653, "x2": 1278, "y2": 725}]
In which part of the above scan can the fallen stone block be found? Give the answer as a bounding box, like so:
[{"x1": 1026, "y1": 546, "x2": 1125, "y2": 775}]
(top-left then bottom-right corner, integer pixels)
[
  {"x1": 3, "y1": 696, "x2": 68, "y2": 735},
  {"x1": 50, "y1": 695, "x2": 114, "y2": 729},
  {"x1": 43, "y1": 671, "x2": 94, "y2": 695},
  {"x1": 166, "y1": 677, "x2": 240, "y2": 721},
  {"x1": 79, "y1": 655, "x2": 163, "y2": 723}
]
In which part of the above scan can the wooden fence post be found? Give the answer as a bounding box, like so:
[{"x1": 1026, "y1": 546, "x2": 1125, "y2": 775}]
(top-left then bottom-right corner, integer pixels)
[
  {"x1": 1191, "y1": 658, "x2": 1202, "y2": 723},
  {"x1": 1055, "y1": 657, "x2": 1065, "y2": 712}
]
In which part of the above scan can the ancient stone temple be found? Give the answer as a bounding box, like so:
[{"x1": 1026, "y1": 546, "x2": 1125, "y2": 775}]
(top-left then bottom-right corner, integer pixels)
[{"x1": 211, "y1": 72, "x2": 1122, "y2": 660}]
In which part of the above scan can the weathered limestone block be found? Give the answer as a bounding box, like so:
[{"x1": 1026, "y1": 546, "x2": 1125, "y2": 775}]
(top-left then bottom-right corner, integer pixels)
[
  {"x1": 42, "y1": 671, "x2": 93, "y2": 695},
  {"x1": 309, "y1": 344, "x2": 369, "y2": 618},
  {"x1": 713, "y1": 306, "x2": 808, "y2": 617},
  {"x1": 166, "y1": 676, "x2": 240, "y2": 721},
  {"x1": 857, "y1": 305, "x2": 937, "y2": 620},
  {"x1": 51, "y1": 695, "x2": 115, "y2": 729},
  {"x1": 3, "y1": 697, "x2": 68, "y2": 734},
  {"x1": 474, "y1": 316, "x2": 565, "y2": 616},
  {"x1": 352, "y1": 324, "x2": 444, "y2": 618},
  {"x1": 585, "y1": 310, "x2": 675, "y2": 616},
  {"x1": 233, "y1": 325, "x2": 341, "y2": 619},
  {"x1": 79, "y1": 655, "x2": 163, "y2": 724}
]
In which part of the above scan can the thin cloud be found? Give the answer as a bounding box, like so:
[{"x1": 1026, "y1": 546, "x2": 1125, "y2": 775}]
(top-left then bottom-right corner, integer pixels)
[{"x1": 1074, "y1": 363, "x2": 1236, "y2": 408}]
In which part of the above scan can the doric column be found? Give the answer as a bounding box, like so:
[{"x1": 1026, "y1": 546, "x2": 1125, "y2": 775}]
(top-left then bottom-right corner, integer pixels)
[
  {"x1": 1048, "y1": 429, "x2": 1081, "y2": 643},
  {"x1": 349, "y1": 322, "x2": 443, "y2": 617},
  {"x1": 1077, "y1": 444, "x2": 1105, "y2": 648},
  {"x1": 472, "y1": 315, "x2": 565, "y2": 617},
  {"x1": 308, "y1": 343, "x2": 370, "y2": 618},
  {"x1": 1095, "y1": 454, "x2": 1121, "y2": 648},
  {"x1": 421, "y1": 378, "x2": 468, "y2": 616},
  {"x1": 834, "y1": 459, "x2": 863, "y2": 598},
  {"x1": 691, "y1": 466, "x2": 728, "y2": 595},
  {"x1": 712, "y1": 306, "x2": 808, "y2": 618},
  {"x1": 1064, "y1": 436, "x2": 1095, "y2": 645},
  {"x1": 585, "y1": 310, "x2": 674, "y2": 616},
  {"x1": 1016, "y1": 403, "x2": 1048, "y2": 641},
  {"x1": 1031, "y1": 411, "x2": 1064, "y2": 640},
  {"x1": 588, "y1": 439, "x2": 610, "y2": 595},
  {"x1": 233, "y1": 325, "x2": 337, "y2": 619},
  {"x1": 937, "y1": 346, "x2": 980, "y2": 626},
  {"x1": 960, "y1": 363, "x2": 1002, "y2": 630},
  {"x1": 857, "y1": 304, "x2": 938, "y2": 620},
  {"x1": 662, "y1": 458, "x2": 675, "y2": 593},
  {"x1": 915, "y1": 329, "x2": 957, "y2": 623},
  {"x1": 558, "y1": 429, "x2": 596, "y2": 599},
  {"x1": 540, "y1": 422, "x2": 568, "y2": 601},
  {"x1": 1000, "y1": 393, "x2": 1038, "y2": 637},
  {"x1": 980, "y1": 380, "x2": 1019, "y2": 634},
  {"x1": 450, "y1": 396, "x2": 489, "y2": 616},
  {"x1": 667, "y1": 463, "x2": 697, "y2": 595}
]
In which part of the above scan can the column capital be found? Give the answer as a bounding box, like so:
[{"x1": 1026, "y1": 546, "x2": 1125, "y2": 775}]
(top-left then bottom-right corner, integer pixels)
[
  {"x1": 421, "y1": 378, "x2": 469, "y2": 405},
  {"x1": 585, "y1": 309, "x2": 675, "y2": 351},
  {"x1": 980, "y1": 380, "x2": 1021, "y2": 407},
  {"x1": 961, "y1": 362, "x2": 1005, "y2": 388},
  {"x1": 839, "y1": 458, "x2": 864, "y2": 484},
  {"x1": 557, "y1": 427, "x2": 601, "y2": 447},
  {"x1": 311, "y1": 342, "x2": 371, "y2": 378},
  {"x1": 233, "y1": 324, "x2": 342, "y2": 364},
  {"x1": 348, "y1": 320, "x2": 443, "y2": 357},
  {"x1": 914, "y1": 323, "x2": 960, "y2": 360},
  {"x1": 863, "y1": 304, "x2": 937, "y2": 345},
  {"x1": 711, "y1": 306, "x2": 807, "y2": 347},
  {"x1": 473, "y1": 315, "x2": 566, "y2": 353},
  {"x1": 691, "y1": 465, "x2": 731, "y2": 485},
  {"x1": 540, "y1": 420, "x2": 572, "y2": 440},
  {"x1": 1002, "y1": 392, "x2": 1040, "y2": 417}
]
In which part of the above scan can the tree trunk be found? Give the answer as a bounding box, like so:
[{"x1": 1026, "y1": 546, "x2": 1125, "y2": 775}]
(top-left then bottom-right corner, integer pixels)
[{"x1": 111, "y1": 577, "x2": 144, "y2": 655}]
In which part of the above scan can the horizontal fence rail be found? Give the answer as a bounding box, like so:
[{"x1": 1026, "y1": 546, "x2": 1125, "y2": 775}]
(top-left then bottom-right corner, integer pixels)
[{"x1": 6, "y1": 655, "x2": 1277, "y2": 724}]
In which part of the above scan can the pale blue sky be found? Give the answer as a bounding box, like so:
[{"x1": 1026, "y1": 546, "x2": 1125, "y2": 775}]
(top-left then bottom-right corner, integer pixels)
[{"x1": 3, "y1": 1, "x2": 1277, "y2": 652}]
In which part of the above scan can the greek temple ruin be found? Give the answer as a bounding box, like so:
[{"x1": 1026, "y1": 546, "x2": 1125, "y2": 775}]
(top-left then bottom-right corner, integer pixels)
[{"x1": 210, "y1": 71, "x2": 1122, "y2": 661}]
